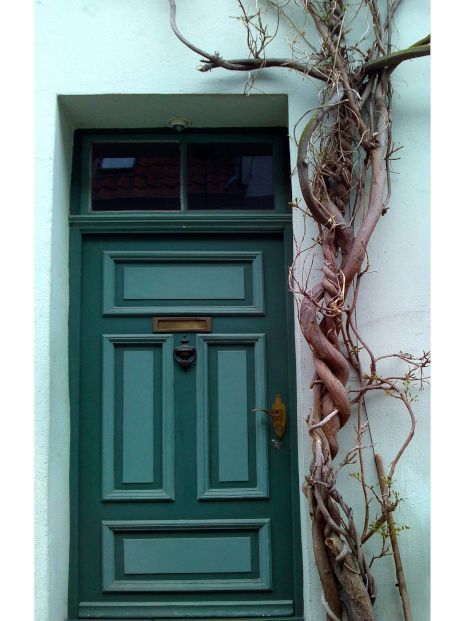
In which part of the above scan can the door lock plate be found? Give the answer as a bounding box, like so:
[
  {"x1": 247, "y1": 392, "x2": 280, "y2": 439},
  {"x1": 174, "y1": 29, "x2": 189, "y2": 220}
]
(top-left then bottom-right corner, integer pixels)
[{"x1": 270, "y1": 394, "x2": 287, "y2": 440}]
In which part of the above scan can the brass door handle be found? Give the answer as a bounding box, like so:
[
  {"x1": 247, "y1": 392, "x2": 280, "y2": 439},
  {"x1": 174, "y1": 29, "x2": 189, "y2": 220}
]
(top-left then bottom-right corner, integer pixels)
[{"x1": 252, "y1": 394, "x2": 287, "y2": 440}]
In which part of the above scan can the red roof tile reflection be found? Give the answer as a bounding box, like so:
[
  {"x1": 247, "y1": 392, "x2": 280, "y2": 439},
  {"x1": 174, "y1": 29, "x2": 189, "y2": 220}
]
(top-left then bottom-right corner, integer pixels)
[
  {"x1": 92, "y1": 155, "x2": 244, "y2": 201},
  {"x1": 92, "y1": 155, "x2": 180, "y2": 200}
]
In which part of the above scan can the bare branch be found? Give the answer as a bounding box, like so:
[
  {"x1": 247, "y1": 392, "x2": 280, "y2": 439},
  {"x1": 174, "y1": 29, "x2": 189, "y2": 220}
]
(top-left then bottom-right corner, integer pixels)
[
  {"x1": 169, "y1": 0, "x2": 328, "y2": 80},
  {"x1": 197, "y1": 55, "x2": 326, "y2": 77},
  {"x1": 375, "y1": 455, "x2": 413, "y2": 621},
  {"x1": 362, "y1": 42, "x2": 430, "y2": 75}
]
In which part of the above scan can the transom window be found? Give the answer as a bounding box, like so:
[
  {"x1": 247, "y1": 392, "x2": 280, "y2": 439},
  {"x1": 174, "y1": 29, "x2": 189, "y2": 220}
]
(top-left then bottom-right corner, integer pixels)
[{"x1": 72, "y1": 131, "x2": 289, "y2": 214}]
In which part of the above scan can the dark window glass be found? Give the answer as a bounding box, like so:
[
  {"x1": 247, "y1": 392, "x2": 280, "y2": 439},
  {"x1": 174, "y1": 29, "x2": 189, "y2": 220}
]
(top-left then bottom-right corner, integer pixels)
[
  {"x1": 187, "y1": 143, "x2": 274, "y2": 210},
  {"x1": 91, "y1": 142, "x2": 180, "y2": 211}
]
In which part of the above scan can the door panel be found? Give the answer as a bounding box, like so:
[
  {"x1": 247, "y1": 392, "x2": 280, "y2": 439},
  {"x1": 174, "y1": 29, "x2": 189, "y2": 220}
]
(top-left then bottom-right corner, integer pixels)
[
  {"x1": 71, "y1": 232, "x2": 302, "y2": 620},
  {"x1": 102, "y1": 519, "x2": 271, "y2": 592},
  {"x1": 102, "y1": 335, "x2": 175, "y2": 501},
  {"x1": 196, "y1": 334, "x2": 268, "y2": 499},
  {"x1": 103, "y1": 250, "x2": 264, "y2": 315}
]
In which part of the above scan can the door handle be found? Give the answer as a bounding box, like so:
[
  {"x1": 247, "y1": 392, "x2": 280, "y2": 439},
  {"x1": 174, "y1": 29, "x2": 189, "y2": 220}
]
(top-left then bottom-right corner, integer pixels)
[{"x1": 252, "y1": 394, "x2": 287, "y2": 440}]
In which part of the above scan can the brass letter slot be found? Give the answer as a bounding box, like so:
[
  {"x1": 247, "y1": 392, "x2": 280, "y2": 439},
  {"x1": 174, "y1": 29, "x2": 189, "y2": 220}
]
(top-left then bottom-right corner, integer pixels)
[{"x1": 153, "y1": 317, "x2": 212, "y2": 333}]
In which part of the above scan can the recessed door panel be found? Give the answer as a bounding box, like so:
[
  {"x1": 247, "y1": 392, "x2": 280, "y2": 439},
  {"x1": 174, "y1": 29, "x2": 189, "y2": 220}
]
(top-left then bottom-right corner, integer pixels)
[
  {"x1": 102, "y1": 251, "x2": 264, "y2": 315},
  {"x1": 102, "y1": 335, "x2": 175, "y2": 500},
  {"x1": 102, "y1": 519, "x2": 271, "y2": 592},
  {"x1": 197, "y1": 334, "x2": 268, "y2": 499}
]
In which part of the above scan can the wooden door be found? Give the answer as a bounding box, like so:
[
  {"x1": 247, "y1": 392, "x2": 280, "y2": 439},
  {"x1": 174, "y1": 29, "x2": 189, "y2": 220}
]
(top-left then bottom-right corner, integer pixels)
[{"x1": 69, "y1": 231, "x2": 303, "y2": 620}]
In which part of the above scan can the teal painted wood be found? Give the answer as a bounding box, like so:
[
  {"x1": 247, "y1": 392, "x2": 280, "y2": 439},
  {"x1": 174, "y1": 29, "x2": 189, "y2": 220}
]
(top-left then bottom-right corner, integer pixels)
[
  {"x1": 123, "y1": 264, "x2": 245, "y2": 300},
  {"x1": 67, "y1": 227, "x2": 83, "y2": 620},
  {"x1": 282, "y1": 225, "x2": 305, "y2": 616},
  {"x1": 102, "y1": 335, "x2": 175, "y2": 500},
  {"x1": 124, "y1": 536, "x2": 251, "y2": 574},
  {"x1": 102, "y1": 253, "x2": 116, "y2": 317},
  {"x1": 102, "y1": 250, "x2": 264, "y2": 315},
  {"x1": 102, "y1": 519, "x2": 272, "y2": 592},
  {"x1": 69, "y1": 212, "x2": 293, "y2": 232},
  {"x1": 197, "y1": 334, "x2": 268, "y2": 500},
  {"x1": 251, "y1": 250, "x2": 265, "y2": 315},
  {"x1": 69, "y1": 151, "x2": 303, "y2": 619},
  {"x1": 122, "y1": 349, "x2": 154, "y2": 483},
  {"x1": 217, "y1": 350, "x2": 249, "y2": 482},
  {"x1": 77, "y1": 601, "x2": 296, "y2": 619}
]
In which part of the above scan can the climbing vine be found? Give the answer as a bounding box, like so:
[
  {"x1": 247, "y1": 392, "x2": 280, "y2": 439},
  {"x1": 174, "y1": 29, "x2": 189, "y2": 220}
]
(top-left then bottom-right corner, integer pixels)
[{"x1": 169, "y1": 1, "x2": 430, "y2": 619}]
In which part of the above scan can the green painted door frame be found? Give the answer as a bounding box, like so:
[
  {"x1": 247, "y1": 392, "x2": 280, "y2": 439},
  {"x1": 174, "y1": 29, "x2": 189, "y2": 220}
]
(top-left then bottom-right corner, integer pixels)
[{"x1": 68, "y1": 130, "x2": 303, "y2": 621}]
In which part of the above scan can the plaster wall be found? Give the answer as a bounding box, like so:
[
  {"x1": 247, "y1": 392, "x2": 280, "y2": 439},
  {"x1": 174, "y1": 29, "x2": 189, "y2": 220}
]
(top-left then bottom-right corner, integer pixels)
[{"x1": 35, "y1": 1, "x2": 430, "y2": 620}]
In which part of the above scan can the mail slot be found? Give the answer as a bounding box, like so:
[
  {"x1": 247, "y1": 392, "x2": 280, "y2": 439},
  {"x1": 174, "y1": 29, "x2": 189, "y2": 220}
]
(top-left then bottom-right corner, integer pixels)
[{"x1": 152, "y1": 316, "x2": 212, "y2": 333}]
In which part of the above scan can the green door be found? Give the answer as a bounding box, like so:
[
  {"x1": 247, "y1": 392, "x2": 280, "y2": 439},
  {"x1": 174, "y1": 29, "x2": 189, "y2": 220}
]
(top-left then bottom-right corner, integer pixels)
[{"x1": 69, "y1": 230, "x2": 302, "y2": 620}]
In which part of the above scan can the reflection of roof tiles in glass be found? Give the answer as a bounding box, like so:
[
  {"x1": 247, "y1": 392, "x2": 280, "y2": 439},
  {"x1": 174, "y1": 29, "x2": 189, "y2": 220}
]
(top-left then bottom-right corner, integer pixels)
[
  {"x1": 93, "y1": 156, "x2": 180, "y2": 199},
  {"x1": 189, "y1": 159, "x2": 245, "y2": 194},
  {"x1": 92, "y1": 155, "x2": 242, "y2": 201}
]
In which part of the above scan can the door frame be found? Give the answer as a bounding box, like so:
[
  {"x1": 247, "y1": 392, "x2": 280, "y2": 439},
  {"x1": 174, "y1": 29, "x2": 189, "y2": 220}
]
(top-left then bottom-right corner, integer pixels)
[{"x1": 68, "y1": 130, "x2": 304, "y2": 621}]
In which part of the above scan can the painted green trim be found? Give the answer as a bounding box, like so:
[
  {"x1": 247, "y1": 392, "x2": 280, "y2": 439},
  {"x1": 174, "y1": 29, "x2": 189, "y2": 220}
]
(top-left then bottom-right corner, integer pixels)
[
  {"x1": 252, "y1": 251, "x2": 265, "y2": 314},
  {"x1": 102, "y1": 519, "x2": 272, "y2": 592},
  {"x1": 68, "y1": 228, "x2": 83, "y2": 619},
  {"x1": 196, "y1": 334, "x2": 268, "y2": 500},
  {"x1": 77, "y1": 602, "x2": 296, "y2": 620},
  {"x1": 102, "y1": 335, "x2": 175, "y2": 501},
  {"x1": 102, "y1": 253, "x2": 116, "y2": 317},
  {"x1": 69, "y1": 213, "x2": 292, "y2": 232},
  {"x1": 283, "y1": 225, "x2": 304, "y2": 618},
  {"x1": 102, "y1": 251, "x2": 264, "y2": 316}
]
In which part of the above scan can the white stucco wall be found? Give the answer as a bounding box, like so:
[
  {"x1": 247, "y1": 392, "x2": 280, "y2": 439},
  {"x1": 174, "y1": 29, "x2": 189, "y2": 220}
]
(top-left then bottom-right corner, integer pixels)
[{"x1": 35, "y1": 1, "x2": 430, "y2": 620}]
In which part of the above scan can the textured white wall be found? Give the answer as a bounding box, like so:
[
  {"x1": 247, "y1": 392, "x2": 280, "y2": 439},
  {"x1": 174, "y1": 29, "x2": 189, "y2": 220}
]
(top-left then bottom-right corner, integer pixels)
[{"x1": 35, "y1": 1, "x2": 430, "y2": 620}]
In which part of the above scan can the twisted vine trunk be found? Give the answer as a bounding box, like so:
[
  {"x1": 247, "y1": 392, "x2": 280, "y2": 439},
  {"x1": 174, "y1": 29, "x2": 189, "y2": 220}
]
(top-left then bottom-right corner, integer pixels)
[
  {"x1": 298, "y1": 78, "x2": 390, "y2": 620},
  {"x1": 295, "y1": 13, "x2": 391, "y2": 613}
]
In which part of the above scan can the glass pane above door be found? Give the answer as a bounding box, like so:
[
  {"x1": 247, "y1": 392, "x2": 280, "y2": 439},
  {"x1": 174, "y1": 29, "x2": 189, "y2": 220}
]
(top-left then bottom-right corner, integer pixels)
[
  {"x1": 91, "y1": 142, "x2": 181, "y2": 211},
  {"x1": 78, "y1": 133, "x2": 288, "y2": 214},
  {"x1": 187, "y1": 143, "x2": 274, "y2": 210}
]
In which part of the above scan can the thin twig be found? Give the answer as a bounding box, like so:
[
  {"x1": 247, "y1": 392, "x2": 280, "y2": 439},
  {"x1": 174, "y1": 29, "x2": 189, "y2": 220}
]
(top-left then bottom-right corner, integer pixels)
[{"x1": 375, "y1": 454, "x2": 413, "y2": 621}]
